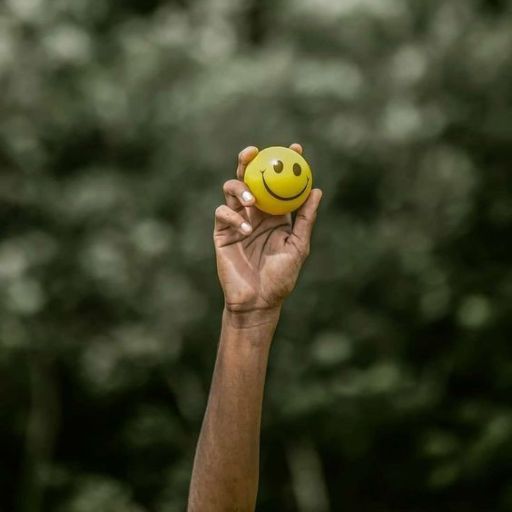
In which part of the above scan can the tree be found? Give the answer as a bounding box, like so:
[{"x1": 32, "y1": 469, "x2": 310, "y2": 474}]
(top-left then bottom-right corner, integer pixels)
[{"x1": 1, "y1": 0, "x2": 511, "y2": 510}]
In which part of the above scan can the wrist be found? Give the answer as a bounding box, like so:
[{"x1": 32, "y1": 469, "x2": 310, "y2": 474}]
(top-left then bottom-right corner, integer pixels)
[{"x1": 222, "y1": 305, "x2": 281, "y2": 330}]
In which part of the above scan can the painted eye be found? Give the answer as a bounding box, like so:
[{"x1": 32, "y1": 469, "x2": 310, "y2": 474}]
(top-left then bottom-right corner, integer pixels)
[
  {"x1": 273, "y1": 160, "x2": 284, "y2": 173},
  {"x1": 293, "y1": 163, "x2": 302, "y2": 176}
]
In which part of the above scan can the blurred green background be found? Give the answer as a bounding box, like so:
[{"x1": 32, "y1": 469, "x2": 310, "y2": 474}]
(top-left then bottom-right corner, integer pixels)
[{"x1": 1, "y1": 0, "x2": 512, "y2": 511}]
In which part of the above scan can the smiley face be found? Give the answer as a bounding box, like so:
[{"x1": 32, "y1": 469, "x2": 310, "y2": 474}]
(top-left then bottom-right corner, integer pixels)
[{"x1": 244, "y1": 146, "x2": 313, "y2": 215}]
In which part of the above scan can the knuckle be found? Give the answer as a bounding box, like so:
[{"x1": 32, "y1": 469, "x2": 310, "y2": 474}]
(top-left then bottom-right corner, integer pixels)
[
  {"x1": 301, "y1": 243, "x2": 311, "y2": 259},
  {"x1": 223, "y1": 179, "x2": 239, "y2": 193}
]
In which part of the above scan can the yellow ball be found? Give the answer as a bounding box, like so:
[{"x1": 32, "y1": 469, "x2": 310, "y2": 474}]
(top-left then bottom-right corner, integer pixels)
[{"x1": 244, "y1": 146, "x2": 313, "y2": 215}]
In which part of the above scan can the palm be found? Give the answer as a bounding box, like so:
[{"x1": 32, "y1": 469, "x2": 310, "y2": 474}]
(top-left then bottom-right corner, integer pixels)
[{"x1": 215, "y1": 207, "x2": 305, "y2": 311}]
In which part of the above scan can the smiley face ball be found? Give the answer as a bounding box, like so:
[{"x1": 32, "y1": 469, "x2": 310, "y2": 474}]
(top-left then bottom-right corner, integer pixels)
[{"x1": 244, "y1": 146, "x2": 313, "y2": 215}]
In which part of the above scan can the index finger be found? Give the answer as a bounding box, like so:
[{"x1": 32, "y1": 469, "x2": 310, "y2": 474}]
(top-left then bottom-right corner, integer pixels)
[
  {"x1": 289, "y1": 142, "x2": 303, "y2": 155},
  {"x1": 236, "y1": 146, "x2": 259, "y2": 180}
]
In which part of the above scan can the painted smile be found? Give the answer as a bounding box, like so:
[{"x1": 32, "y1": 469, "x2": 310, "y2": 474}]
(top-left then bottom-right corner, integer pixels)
[{"x1": 260, "y1": 170, "x2": 310, "y2": 201}]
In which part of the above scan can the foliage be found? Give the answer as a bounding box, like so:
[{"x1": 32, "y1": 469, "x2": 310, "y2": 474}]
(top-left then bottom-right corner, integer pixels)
[{"x1": 1, "y1": 0, "x2": 512, "y2": 510}]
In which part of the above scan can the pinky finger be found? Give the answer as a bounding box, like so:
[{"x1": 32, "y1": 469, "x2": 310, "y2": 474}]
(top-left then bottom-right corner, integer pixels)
[{"x1": 214, "y1": 205, "x2": 252, "y2": 235}]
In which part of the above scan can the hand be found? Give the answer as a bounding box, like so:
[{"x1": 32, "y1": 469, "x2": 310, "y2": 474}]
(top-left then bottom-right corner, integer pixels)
[{"x1": 214, "y1": 144, "x2": 323, "y2": 314}]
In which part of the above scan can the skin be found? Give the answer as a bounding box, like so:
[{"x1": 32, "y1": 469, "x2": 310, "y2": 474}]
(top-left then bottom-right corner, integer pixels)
[{"x1": 187, "y1": 144, "x2": 322, "y2": 512}]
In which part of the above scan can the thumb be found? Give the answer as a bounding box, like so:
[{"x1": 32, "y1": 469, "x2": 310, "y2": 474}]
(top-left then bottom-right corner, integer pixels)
[{"x1": 290, "y1": 188, "x2": 323, "y2": 250}]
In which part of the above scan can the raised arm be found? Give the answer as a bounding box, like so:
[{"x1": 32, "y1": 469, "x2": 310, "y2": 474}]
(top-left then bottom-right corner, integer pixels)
[{"x1": 187, "y1": 145, "x2": 322, "y2": 511}]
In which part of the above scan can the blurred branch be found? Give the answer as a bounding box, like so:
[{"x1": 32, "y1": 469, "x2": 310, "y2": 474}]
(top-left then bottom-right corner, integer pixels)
[
  {"x1": 287, "y1": 440, "x2": 330, "y2": 512},
  {"x1": 19, "y1": 353, "x2": 60, "y2": 512}
]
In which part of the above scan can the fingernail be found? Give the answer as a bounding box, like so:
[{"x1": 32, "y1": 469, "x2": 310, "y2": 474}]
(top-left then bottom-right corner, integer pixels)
[
  {"x1": 241, "y1": 222, "x2": 252, "y2": 233},
  {"x1": 242, "y1": 191, "x2": 253, "y2": 202}
]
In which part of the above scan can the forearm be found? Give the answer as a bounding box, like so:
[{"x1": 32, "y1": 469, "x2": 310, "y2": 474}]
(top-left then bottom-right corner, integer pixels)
[{"x1": 187, "y1": 307, "x2": 280, "y2": 512}]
